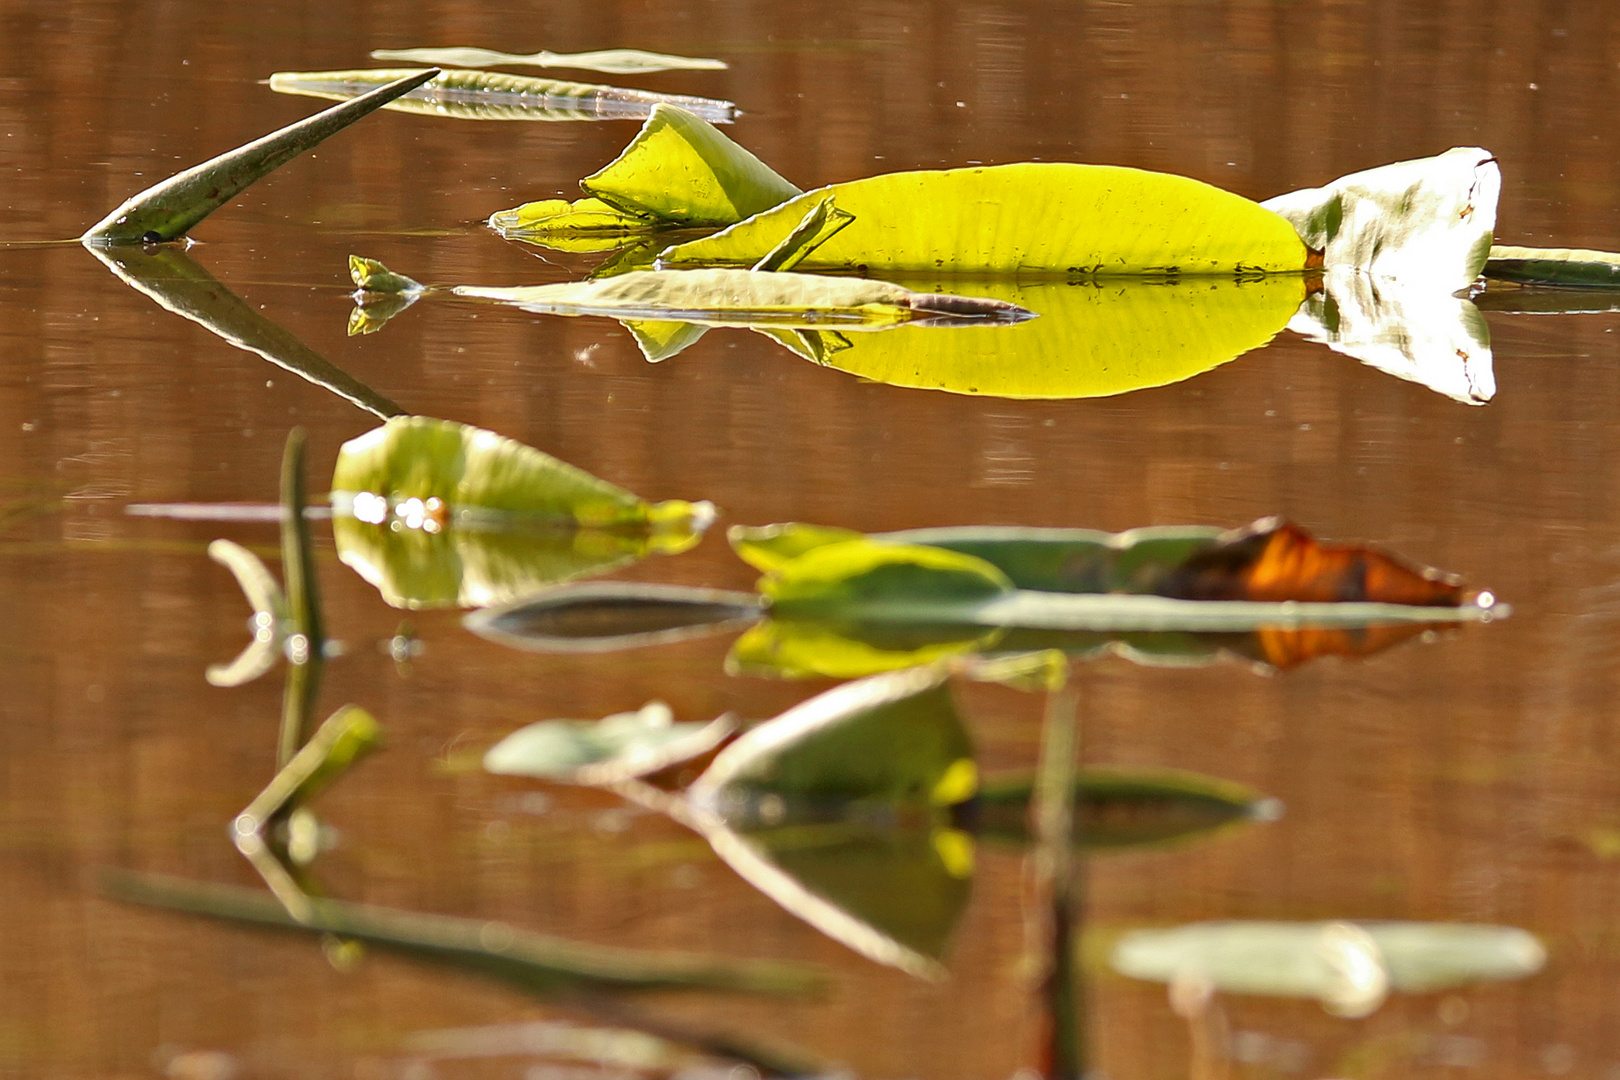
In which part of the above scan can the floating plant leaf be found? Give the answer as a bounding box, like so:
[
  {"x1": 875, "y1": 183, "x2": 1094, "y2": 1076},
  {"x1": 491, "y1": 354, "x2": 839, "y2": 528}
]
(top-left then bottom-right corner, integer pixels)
[
  {"x1": 372, "y1": 46, "x2": 728, "y2": 75},
  {"x1": 269, "y1": 68, "x2": 737, "y2": 125},
  {"x1": 488, "y1": 196, "x2": 658, "y2": 242},
  {"x1": 1111, "y1": 920, "x2": 1546, "y2": 1018},
  {"x1": 104, "y1": 870, "x2": 824, "y2": 997},
  {"x1": 349, "y1": 255, "x2": 423, "y2": 294},
  {"x1": 750, "y1": 196, "x2": 857, "y2": 273},
  {"x1": 660, "y1": 162, "x2": 1308, "y2": 275},
  {"x1": 454, "y1": 270, "x2": 1033, "y2": 329},
  {"x1": 485, "y1": 702, "x2": 737, "y2": 785},
  {"x1": 465, "y1": 583, "x2": 764, "y2": 653},
  {"x1": 84, "y1": 69, "x2": 439, "y2": 244},
  {"x1": 623, "y1": 319, "x2": 710, "y2": 362},
  {"x1": 579, "y1": 104, "x2": 799, "y2": 224},
  {"x1": 1289, "y1": 269, "x2": 1494, "y2": 405},
  {"x1": 975, "y1": 767, "x2": 1280, "y2": 850},
  {"x1": 348, "y1": 290, "x2": 422, "y2": 336},
  {"x1": 726, "y1": 617, "x2": 1000, "y2": 680},
  {"x1": 330, "y1": 417, "x2": 714, "y2": 608},
  {"x1": 1484, "y1": 244, "x2": 1620, "y2": 288},
  {"x1": 84, "y1": 245, "x2": 402, "y2": 418},
  {"x1": 1262, "y1": 147, "x2": 1500, "y2": 290}
]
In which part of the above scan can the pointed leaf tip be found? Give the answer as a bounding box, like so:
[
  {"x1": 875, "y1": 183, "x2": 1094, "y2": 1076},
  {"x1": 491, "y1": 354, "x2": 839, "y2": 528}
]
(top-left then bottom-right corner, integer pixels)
[{"x1": 83, "y1": 69, "x2": 440, "y2": 245}]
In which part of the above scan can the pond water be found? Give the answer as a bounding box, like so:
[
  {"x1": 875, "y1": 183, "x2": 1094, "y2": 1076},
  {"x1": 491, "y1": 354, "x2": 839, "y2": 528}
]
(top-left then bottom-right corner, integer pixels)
[{"x1": 6, "y1": 1, "x2": 1620, "y2": 1078}]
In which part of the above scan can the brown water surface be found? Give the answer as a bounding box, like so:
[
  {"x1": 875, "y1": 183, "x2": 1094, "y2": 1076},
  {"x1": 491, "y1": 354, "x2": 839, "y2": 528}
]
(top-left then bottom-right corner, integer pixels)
[{"x1": 5, "y1": 1, "x2": 1620, "y2": 1078}]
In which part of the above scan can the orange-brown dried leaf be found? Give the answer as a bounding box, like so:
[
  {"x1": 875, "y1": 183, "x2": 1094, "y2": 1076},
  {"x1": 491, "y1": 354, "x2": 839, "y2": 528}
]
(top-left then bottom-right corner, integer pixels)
[{"x1": 1161, "y1": 517, "x2": 1464, "y2": 606}]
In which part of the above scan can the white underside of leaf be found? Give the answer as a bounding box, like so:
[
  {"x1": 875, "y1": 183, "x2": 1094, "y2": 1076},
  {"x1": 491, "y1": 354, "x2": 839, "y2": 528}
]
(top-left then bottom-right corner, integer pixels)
[
  {"x1": 1262, "y1": 147, "x2": 1500, "y2": 290},
  {"x1": 1288, "y1": 269, "x2": 1494, "y2": 405}
]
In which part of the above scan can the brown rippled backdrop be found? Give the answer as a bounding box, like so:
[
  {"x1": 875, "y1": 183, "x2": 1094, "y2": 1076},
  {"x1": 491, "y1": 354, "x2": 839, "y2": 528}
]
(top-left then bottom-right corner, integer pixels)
[{"x1": 5, "y1": 1, "x2": 1620, "y2": 1077}]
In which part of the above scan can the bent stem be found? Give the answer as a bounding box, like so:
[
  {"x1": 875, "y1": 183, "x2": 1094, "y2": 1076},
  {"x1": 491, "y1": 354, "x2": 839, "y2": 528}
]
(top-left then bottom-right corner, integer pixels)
[
  {"x1": 1031, "y1": 671, "x2": 1084, "y2": 1080},
  {"x1": 278, "y1": 429, "x2": 325, "y2": 767}
]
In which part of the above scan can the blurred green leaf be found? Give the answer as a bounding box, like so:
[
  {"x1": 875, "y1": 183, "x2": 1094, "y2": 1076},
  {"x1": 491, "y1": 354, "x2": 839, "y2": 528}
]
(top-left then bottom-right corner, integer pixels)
[
  {"x1": 349, "y1": 255, "x2": 423, "y2": 294},
  {"x1": 1111, "y1": 920, "x2": 1545, "y2": 1018},
  {"x1": 268, "y1": 68, "x2": 736, "y2": 125},
  {"x1": 84, "y1": 70, "x2": 438, "y2": 243},
  {"x1": 485, "y1": 702, "x2": 736, "y2": 785},
  {"x1": 974, "y1": 766, "x2": 1280, "y2": 850},
  {"x1": 104, "y1": 870, "x2": 825, "y2": 997},
  {"x1": 371, "y1": 46, "x2": 728, "y2": 75},
  {"x1": 330, "y1": 417, "x2": 714, "y2": 608},
  {"x1": 465, "y1": 583, "x2": 764, "y2": 653}
]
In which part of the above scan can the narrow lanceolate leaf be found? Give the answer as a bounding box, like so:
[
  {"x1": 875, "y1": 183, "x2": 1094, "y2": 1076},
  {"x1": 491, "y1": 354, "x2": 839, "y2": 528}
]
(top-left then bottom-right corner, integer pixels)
[
  {"x1": 751, "y1": 196, "x2": 857, "y2": 272},
  {"x1": 1262, "y1": 147, "x2": 1500, "y2": 289},
  {"x1": 581, "y1": 104, "x2": 800, "y2": 224},
  {"x1": 371, "y1": 46, "x2": 728, "y2": 75},
  {"x1": 330, "y1": 417, "x2": 715, "y2": 608},
  {"x1": 661, "y1": 163, "x2": 1309, "y2": 275},
  {"x1": 454, "y1": 270, "x2": 1033, "y2": 329},
  {"x1": 1484, "y1": 245, "x2": 1620, "y2": 288},
  {"x1": 269, "y1": 68, "x2": 737, "y2": 125},
  {"x1": 84, "y1": 70, "x2": 439, "y2": 244},
  {"x1": 103, "y1": 870, "x2": 825, "y2": 997}
]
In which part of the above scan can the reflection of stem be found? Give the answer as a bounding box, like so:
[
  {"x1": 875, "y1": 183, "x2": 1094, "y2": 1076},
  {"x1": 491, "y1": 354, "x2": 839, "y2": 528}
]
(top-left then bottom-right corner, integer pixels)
[
  {"x1": 278, "y1": 429, "x2": 325, "y2": 768},
  {"x1": 1031, "y1": 677, "x2": 1084, "y2": 1080},
  {"x1": 1170, "y1": 974, "x2": 1231, "y2": 1080},
  {"x1": 83, "y1": 243, "x2": 404, "y2": 419},
  {"x1": 573, "y1": 991, "x2": 826, "y2": 1077}
]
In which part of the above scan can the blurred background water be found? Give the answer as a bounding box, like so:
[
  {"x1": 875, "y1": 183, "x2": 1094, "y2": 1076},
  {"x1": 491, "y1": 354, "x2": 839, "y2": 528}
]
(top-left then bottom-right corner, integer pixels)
[{"x1": 4, "y1": 1, "x2": 1620, "y2": 1077}]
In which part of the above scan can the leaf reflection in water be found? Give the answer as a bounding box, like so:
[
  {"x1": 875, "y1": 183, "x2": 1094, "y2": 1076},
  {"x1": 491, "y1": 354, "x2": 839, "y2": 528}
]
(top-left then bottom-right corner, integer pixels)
[
  {"x1": 371, "y1": 45, "x2": 729, "y2": 75},
  {"x1": 330, "y1": 417, "x2": 716, "y2": 608},
  {"x1": 485, "y1": 668, "x2": 1280, "y2": 980},
  {"x1": 467, "y1": 517, "x2": 1503, "y2": 680},
  {"x1": 84, "y1": 244, "x2": 403, "y2": 418}
]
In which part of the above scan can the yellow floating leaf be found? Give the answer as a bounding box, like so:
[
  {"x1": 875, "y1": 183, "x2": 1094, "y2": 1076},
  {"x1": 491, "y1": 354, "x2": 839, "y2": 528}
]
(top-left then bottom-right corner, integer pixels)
[
  {"x1": 581, "y1": 104, "x2": 801, "y2": 226},
  {"x1": 661, "y1": 163, "x2": 1308, "y2": 275},
  {"x1": 486, "y1": 196, "x2": 656, "y2": 240}
]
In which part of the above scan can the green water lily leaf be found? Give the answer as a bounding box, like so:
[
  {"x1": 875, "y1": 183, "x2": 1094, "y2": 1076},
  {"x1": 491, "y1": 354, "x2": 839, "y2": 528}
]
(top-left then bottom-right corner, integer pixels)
[
  {"x1": 1484, "y1": 244, "x2": 1620, "y2": 288},
  {"x1": 1288, "y1": 269, "x2": 1493, "y2": 404},
  {"x1": 104, "y1": 870, "x2": 823, "y2": 998},
  {"x1": 330, "y1": 417, "x2": 714, "y2": 608},
  {"x1": 661, "y1": 162, "x2": 1308, "y2": 275},
  {"x1": 371, "y1": 46, "x2": 728, "y2": 75},
  {"x1": 84, "y1": 69, "x2": 439, "y2": 244},
  {"x1": 485, "y1": 702, "x2": 736, "y2": 785},
  {"x1": 730, "y1": 523, "x2": 864, "y2": 572},
  {"x1": 975, "y1": 766, "x2": 1280, "y2": 851},
  {"x1": 1261, "y1": 147, "x2": 1500, "y2": 289},
  {"x1": 348, "y1": 290, "x2": 422, "y2": 336},
  {"x1": 580, "y1": 104, "x2": 800, "y2": 225},
  {"x1": 455, "y1": 269, "x2": 1032, "y2": 329},
  {"x1": 269, "y1": 69, "x2": 737, "y2": 125},
  {"x1": 1111, "y1": 920, "x2": 1545, "y2": 1018}
]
